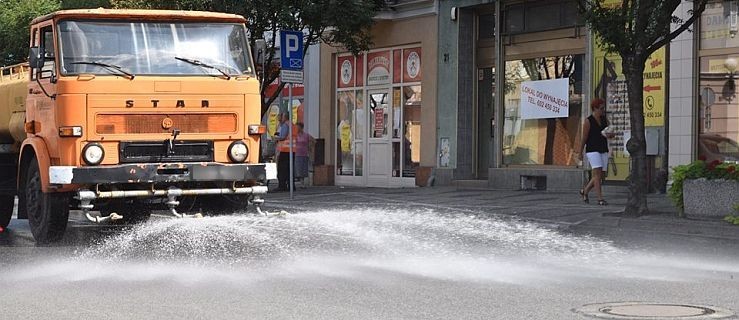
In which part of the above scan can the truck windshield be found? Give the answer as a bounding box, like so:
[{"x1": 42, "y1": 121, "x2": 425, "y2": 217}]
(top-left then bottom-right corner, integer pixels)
[{"x1": 57, "y1": 20, "x2": 254, "y2": 77}]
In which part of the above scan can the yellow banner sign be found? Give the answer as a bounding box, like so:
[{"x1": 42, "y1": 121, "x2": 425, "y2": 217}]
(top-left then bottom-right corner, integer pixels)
[{"x1": 592, "y1": 38, "x2": 666, "y2": 181}]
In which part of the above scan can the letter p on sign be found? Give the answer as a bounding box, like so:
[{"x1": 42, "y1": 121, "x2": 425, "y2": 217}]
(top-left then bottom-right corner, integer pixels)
[{"x1": 280, "y1": 30, "x2": 304, "y2": 71}]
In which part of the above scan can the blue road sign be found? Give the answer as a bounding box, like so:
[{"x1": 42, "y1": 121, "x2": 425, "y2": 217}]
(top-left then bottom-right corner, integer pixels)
[{"x1": 280, "y1": 30, "x2": 304, "y2": 71}]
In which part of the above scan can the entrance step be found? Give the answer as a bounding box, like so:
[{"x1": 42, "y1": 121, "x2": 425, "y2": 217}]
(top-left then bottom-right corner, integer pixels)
[{"x1": 452, "y1": 179, "x2": 489, "y2": 189}]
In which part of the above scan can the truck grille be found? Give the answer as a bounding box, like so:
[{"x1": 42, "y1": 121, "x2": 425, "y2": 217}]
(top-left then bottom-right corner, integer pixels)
[
  {"x1": 96, "y1": 114, "x2": 237, "y2": 135},
  {"x1": 119, "y1": 141, "x2": 213, "y2": 163}
]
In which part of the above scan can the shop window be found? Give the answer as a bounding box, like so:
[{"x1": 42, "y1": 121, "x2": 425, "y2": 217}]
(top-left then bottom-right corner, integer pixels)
[
  {"x1": 504, "y1": 4, "x2": 524, "y2": 33},
  {"x1": 402, "y1": 85, "x2": 422, "y2": 177},
  {"x1": 503, "y1": 0, "x2": 581, "y2": 34},
  {"x1": 478, "y1": 13, "x2": 496, "y2": 39},
  {"x1": 700, "y1": 1, "x2": 739, "y2": 50},
  {"x1": 336, "y1": 90, "x2": 364, "y2": 176},
  {"x1": 526, "y1": 3, "x2": 561, "y2": 31},
  {"x1": 698, "y1": 55, "x2": 739, "y2": 162},
  {"x1": 503, "y1": 54, "x2": 584, "y2": 166}
]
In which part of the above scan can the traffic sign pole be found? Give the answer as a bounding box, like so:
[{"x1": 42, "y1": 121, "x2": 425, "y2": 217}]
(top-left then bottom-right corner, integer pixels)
[
  {"x1": 279, "y1": 30, "x2": 303, "y2": 200},
  {"x1": 289, "y1": 83, "x2": 294, "y2": 199}
]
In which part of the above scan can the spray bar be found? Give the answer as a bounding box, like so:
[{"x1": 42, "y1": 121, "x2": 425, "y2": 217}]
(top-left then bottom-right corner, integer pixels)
[
  {"x1": 76, "y1": 186, "x2": 268, "y2": 222},
  {"x1": 77, "y1": 186, "x2": 268, "y2": 201}
]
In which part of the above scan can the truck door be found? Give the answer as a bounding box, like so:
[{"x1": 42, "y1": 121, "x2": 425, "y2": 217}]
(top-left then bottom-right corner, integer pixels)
[{"x1": 27, "y1": 24, "x2": 60, "y2": 159}]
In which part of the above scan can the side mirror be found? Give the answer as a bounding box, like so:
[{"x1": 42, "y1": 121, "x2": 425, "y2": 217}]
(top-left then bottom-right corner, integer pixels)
[
  {"x1": 254, "y1": 39, "x2": 266, "y2": 65},
  {"x1": 28, "y1": 47, "x2": 45, "y2": 69}
]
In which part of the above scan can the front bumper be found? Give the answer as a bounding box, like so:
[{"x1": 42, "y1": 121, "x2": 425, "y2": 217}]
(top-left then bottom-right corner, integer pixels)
[{"x1": 49, "y1": 162, "x2": 277, "y2": 185}]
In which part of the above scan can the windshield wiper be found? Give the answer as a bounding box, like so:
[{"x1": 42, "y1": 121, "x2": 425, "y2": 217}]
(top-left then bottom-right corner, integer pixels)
[
  {"x1": 70, "y1": 61, "x2": 135, "y2": 80},
  {"x1": 174, "y1": 57, "x2": 231, "y2": 80}
]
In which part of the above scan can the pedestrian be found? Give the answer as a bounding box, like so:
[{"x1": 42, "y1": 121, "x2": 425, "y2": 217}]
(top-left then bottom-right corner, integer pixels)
[
  {"x1": 294, "y1": 122, "x2": 315, "y2": 185},
  {"x1": 577, "y1": 98, "x2": 615, "y2": 205},
  {"x1": 274, "y1": 112, "x2": 295, "y2": 191}
]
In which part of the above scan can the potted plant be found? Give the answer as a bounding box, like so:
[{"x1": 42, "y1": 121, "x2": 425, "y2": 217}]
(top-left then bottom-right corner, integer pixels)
[{"x1": 669, "y1": 159, "x2": 739, "y2": 217}]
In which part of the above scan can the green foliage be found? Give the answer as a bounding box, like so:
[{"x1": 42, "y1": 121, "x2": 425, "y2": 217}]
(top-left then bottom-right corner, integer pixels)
[
  {"x1": 668, "y1": 160, "x2": 739, "y2": 216},
  {"x1": 726, "y1": 203, "x2": 739, "y2": 225},
  {"x1": 61, "y1": 0, "x2": 111, "y2": 9},
  {"x1": 110, "y1": 0, "x2": 210, "y2": 10},
  {"x1": 0, "y1": 0, "x2": 61, "y2": 66},
  {"x1": 578, "y1": 0, "x2": 709, "y2": 59}
]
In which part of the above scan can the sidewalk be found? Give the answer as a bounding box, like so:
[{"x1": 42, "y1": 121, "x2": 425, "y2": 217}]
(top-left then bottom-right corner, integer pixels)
[{"x1": 264, "y1": 184, "x2": 739, "y2": 241}]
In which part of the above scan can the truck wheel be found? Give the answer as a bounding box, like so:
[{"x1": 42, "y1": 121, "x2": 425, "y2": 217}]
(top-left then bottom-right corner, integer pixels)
[
  {"x1": 0, "y1": 195, "x2": 14, "y2": 229},
  {"x1": 24, "y1": 160, "x2": 69, "y2": 244}
]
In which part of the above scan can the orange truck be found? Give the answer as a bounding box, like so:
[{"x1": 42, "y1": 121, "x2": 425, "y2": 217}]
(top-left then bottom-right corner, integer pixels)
[{"x1": 0, "y1": 9, "x2": 275, "y2": 243}]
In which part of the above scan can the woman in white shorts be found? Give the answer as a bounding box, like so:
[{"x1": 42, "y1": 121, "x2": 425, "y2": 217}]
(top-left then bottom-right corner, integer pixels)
[{"x1": 576, "y1": 99, "x2": 614, "y2": 205}]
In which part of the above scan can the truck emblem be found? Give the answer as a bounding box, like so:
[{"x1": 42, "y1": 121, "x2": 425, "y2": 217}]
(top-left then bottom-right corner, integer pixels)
[{"x1": 162, "y1": 117, "x2": 174, "y2": 129}]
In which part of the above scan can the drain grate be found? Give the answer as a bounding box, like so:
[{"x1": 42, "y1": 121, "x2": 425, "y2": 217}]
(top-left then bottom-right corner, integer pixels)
[{"x1": 575, "y1": 302, "x2": 736, "y2": 319}]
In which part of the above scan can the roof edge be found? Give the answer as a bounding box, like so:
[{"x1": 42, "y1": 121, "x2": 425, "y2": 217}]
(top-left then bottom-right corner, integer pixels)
[{"x1": 31, "y1": 9, "x2": 246, "y2": 25}]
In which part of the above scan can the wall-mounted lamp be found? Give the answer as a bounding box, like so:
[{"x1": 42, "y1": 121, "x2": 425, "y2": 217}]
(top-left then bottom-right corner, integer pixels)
[
  {"x1": 724, "y1": 57, "x2": 737, "y2": 77},
  {"x1": 723, "y1": 57, "x2": 737, "y2": 103},
  {"x1": 451, "y1": 7, "x2": 457, "y2": 21}
]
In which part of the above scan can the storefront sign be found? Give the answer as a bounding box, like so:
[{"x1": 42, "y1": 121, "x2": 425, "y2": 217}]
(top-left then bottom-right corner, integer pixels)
[
  {"x1": 374, "y1": 108, "x2": 384, "y2": 136},
  {"x1": 403, "y1": 48, "x2": 422, "y2": 82},
  {"x1": 520, "y1": 78, "x2": 570, "y2": 120},
  {"x1": 700, "y1": 3, "x2": 739, "y2": 50},
  {"x1": 367, "y1": 51, "x2": 391, "y2": 85},
  {"x1": 708, "y1": 57, "x2": 739, "y2": 73}
]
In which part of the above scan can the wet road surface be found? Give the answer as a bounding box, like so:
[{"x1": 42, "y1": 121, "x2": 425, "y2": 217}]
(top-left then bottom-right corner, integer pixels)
[{"x1": 1, "y1": 196, "x2": 738, "y2": 319}]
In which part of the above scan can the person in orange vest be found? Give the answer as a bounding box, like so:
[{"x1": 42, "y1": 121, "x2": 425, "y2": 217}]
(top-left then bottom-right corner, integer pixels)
[{"x1": 274, "y1": 112, "x2": 296, "y2": 191}]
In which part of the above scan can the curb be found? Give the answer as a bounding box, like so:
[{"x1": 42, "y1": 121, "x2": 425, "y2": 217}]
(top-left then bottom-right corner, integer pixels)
[{"x1": 569, "y1": 215, "x2": 739, "y2": 241}]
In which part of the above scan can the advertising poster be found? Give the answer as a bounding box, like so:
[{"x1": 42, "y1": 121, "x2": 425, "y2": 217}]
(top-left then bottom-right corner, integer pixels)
[
  {"x1": 337, "y1": 55, "x2": 355, "y2": 88},
  {"x1": 592, "y1": 39, "x2": 666, "y2": 181},
  {"x1": 403, "y1": 47, "x2": 422, "y2": 83},
  {"x1": 520, "y1": 78, "x2": 570, "y2": 120},
  {"x1": 374, "y1": 108, "x2": 384, "y2": 137}
]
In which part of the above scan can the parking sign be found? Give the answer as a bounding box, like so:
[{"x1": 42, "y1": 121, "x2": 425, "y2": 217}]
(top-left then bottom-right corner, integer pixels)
[{"x1": 280, "y1": 30, "x2": 304, "y2": 83}]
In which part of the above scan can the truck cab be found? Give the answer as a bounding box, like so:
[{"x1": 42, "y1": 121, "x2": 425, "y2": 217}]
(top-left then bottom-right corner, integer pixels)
[{"x1": 4, "y1": 9, "x2": 274, "y2": 243}]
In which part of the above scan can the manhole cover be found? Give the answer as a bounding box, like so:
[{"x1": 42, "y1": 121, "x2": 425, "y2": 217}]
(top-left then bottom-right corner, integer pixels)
[{"x1": 575, "y1": 302, "x2": 736, "y2": 319}]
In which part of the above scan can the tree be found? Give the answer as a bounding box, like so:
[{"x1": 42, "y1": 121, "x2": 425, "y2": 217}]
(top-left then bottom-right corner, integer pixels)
[
  {"x1": 61, "y1": 0, "x2": 111, "y2": 9},
  {"x1": 577, "y1": 0, "x2": 709, "y2": 216},
  {"x1": 0, "y1": 0, "x2": 115, "y2": 66},
  {"x1": 0, "y1": 0, "x2": 60, "y2": 66},
  {"x1": 111, "y1": 0, "x2": 386, "y2": 114}
]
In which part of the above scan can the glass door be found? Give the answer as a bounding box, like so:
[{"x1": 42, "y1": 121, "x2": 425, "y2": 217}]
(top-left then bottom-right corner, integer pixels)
[{"x1": 367, "y1": 89, "x2": 392, "y2": 186}]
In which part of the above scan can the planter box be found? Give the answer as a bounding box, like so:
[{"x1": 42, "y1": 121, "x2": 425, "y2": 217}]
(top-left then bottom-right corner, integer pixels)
[
  {"x1": 683, "y1": 178, "x2": 739, "y2": 217},
  {"x1": 312, "y1": 165, "x2": 334, "y2": 186},
  {"x1": 415, "y1": 166, "x2": 433, "y2": 187}
]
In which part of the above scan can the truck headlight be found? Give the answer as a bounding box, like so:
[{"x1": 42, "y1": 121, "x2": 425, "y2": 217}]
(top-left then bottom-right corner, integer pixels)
[
  {"x1": 82, "y1": 143, "x2": 104, "y2": 165},
  {"x1": 228, "y1": 141, "x2": 248, "y2": 163}
]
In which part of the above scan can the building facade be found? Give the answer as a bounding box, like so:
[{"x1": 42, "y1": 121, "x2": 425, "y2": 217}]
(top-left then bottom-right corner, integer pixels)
[
  {"x1": 316, "y1": 0, "x2": 438, "y2": 187},
  {"x1": 311, "y1": 0, "x2": 737, "y2": 189},
  {"x1": 436, "y1": 0, "x2": 591, "y2": 190}
]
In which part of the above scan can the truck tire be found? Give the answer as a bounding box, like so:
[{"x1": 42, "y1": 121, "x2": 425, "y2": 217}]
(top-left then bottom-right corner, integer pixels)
[
  {"x1": 0, "y1": 195, "x2": 14, "y2": 229},
  {"x1": 24, "y1": 160, "x2": 69, "y2": 244}
]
